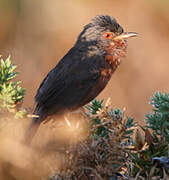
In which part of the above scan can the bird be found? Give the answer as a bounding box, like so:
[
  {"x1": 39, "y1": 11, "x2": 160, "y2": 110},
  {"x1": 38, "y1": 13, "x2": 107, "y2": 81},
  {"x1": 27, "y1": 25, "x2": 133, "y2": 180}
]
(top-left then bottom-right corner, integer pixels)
[{"x1": 24, "y1": 15, "x2": 137, "y2": 144}]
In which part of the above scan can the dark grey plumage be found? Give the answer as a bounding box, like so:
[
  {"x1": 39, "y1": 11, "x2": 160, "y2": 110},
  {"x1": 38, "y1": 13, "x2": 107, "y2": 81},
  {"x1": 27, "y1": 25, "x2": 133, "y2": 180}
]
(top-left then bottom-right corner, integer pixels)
[
  {"x1": 24, "y1": 15, "x2": 129, "y2": 144},
  {"x1": 89, "y1": 15, "x2": 123, "y2": 33},
  {"x1": 34, "y1": 15, "x2": 124, "y2": 121}
]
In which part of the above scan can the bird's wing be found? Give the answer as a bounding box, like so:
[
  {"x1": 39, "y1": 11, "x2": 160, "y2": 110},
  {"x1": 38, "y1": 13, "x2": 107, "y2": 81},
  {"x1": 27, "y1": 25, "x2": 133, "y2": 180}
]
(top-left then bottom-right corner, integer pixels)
[{"x1": 35, "y1": 55, "x2": 101, "y2": 113}]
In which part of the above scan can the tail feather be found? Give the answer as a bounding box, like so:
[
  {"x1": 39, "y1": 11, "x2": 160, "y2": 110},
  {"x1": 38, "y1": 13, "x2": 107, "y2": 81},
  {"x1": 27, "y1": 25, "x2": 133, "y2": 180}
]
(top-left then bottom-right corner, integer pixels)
[
  {"x1": 23, "y1": 105, "x2": 47, "y2": 145},
  {"x1": 23, "y1": 119, "x2": 40, "y2": 145}
]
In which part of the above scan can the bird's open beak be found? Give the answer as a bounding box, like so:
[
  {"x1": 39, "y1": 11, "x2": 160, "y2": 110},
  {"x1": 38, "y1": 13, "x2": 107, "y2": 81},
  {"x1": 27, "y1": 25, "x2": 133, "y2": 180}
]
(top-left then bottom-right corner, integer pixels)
[{"x1": 113, "y1": 32, "x2": 137, "y2": 41}]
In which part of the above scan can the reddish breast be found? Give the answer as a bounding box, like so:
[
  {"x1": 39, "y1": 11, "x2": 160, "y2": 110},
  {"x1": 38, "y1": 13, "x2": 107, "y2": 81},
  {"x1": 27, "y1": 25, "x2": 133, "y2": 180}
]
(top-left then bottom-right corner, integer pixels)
[{"x1": 80, "y1": 39, "x2": 128, "y2": 106}]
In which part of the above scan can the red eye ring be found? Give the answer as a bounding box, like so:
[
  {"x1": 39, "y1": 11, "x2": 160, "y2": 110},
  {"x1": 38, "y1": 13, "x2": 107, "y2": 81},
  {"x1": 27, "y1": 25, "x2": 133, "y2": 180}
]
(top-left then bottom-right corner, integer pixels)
[{"x1": 104, "y1": 32, "x2": 113, "y2": 40}]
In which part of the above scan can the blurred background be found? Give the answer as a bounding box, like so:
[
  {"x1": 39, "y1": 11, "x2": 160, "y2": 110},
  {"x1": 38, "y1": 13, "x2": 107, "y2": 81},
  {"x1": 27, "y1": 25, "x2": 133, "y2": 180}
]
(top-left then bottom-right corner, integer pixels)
[{"x1": 0, "y1": 0, "x2": 169, "y2": 122}]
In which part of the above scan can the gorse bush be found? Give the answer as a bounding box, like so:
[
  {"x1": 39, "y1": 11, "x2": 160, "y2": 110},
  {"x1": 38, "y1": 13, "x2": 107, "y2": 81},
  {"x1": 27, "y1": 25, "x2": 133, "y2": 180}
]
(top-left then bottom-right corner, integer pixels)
[
  {"x1": 50, "y1": 99, "x2": 136, "y2": 180},
  {"x1": 129, "y1": 92, "x2": 169, "y2": 179},
  {"x1": 51, "y1": 94, "x2": 169, "y2": 180},
  {"x1": 50, "y1": 98, "x2": 169, "y2": 179},
  {"x1": 146, "y1": 92, "x2": 169, "y2": 142},
  {"x1": 0, "y1": 56, "x2": 25, "y2": 111}
]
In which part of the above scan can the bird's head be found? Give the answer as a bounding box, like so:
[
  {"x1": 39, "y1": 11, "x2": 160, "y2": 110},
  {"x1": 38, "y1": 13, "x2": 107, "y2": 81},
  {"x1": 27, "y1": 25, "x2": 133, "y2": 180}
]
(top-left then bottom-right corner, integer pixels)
[{"x1": 76, "y1": 15, "x2": 137, "y2": 68}]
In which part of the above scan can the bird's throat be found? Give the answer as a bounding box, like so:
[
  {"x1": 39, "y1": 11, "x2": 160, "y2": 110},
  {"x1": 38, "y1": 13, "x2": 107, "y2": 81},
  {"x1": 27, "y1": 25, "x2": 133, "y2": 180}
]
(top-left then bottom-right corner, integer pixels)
[{"x1": 105, "y1": 40, "x2": 127, "y2": 71}]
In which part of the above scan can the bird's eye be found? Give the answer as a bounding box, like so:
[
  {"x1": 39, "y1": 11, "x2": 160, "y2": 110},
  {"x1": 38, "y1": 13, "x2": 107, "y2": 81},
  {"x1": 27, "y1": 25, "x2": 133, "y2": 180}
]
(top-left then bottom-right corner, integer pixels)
[{"x1": 104, "y1": 32, "x2": 113, "y2": 40}]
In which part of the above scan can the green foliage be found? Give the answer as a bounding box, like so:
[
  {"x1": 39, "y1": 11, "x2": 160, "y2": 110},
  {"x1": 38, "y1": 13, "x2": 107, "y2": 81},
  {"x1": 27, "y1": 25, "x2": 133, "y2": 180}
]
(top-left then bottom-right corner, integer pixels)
[
  {"x1": 129, "y1": 92, "x2": 169, "y2": 179},
  {"x1": 0, "y1": 56, "x2": 25, "y2": 111},
  {"x1": 86, "y1": 98, "x2": 103, "y2": 114},
  {"x1": 130, "y1": 132, "x2": 168, "y2": 178},
  {"x1": 88, "y1": 99, "x2": 136, "y2": 141},
  {"x1": 146, "y1": 92, "x2": 169, "y2": 142},
  {"x1": 52, "y1": 95, "x2": 169, "y2": 179}
]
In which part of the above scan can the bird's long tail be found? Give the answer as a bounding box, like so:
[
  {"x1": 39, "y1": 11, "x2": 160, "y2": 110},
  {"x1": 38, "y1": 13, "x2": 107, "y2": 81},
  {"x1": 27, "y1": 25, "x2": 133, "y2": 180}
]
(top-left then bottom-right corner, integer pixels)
[
  {"x1": 23, "y1": 118, "x2": 41, "y2": 145},
  {"x1": 23, "y1": 105, "x2": 46, "y2": 145}
]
